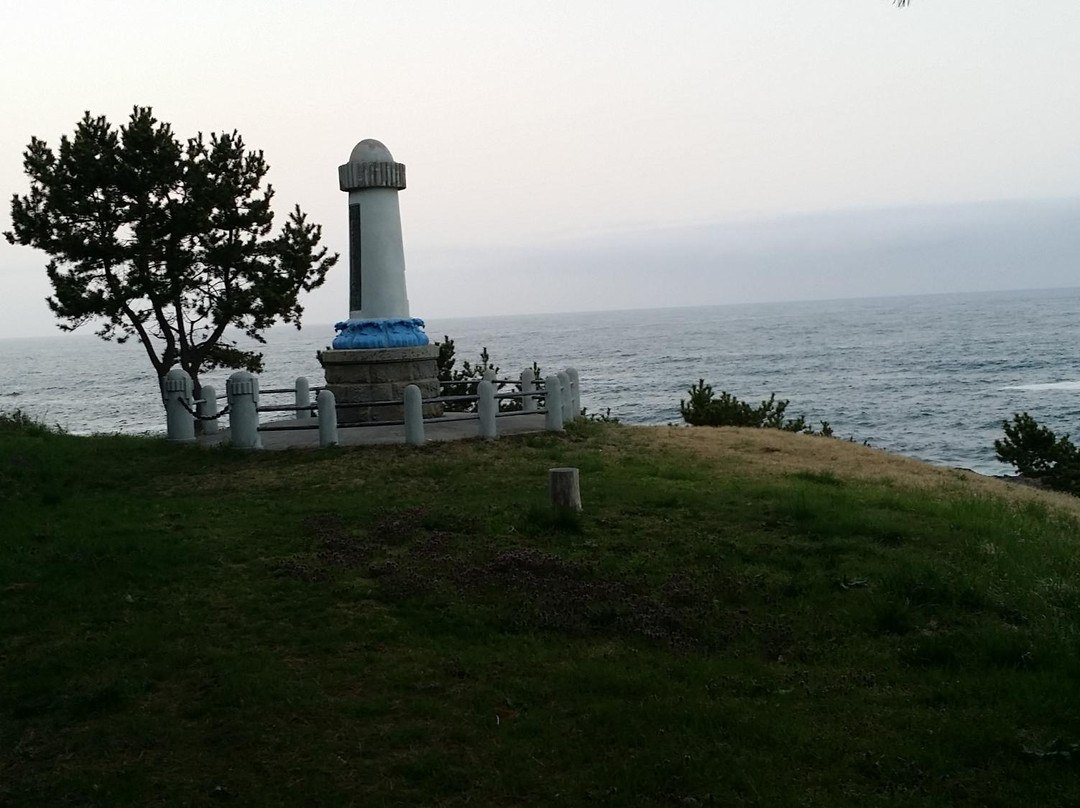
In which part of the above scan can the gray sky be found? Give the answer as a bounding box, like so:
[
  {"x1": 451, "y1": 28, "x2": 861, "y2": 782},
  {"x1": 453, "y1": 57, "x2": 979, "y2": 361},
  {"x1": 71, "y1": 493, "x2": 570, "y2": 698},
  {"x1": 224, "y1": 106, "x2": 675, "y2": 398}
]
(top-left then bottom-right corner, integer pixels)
[{"x1": 2, "y1": 0, "x2": 1079, "y2": 338}]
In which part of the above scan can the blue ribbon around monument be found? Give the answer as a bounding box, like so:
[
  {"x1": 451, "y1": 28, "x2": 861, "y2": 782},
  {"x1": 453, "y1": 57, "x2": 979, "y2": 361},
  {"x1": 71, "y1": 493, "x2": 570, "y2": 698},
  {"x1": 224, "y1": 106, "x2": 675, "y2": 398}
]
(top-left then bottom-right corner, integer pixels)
[{"x1": 332, "y1": 318, "x2": 430, "y2": 349}]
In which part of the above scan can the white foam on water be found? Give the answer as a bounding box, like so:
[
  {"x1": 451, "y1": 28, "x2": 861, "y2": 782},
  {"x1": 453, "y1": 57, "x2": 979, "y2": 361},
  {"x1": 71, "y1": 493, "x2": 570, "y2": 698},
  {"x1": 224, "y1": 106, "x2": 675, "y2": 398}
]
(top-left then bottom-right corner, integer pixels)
[{"x1": 1001, "y1": 381, "x2": 1080, "y2": 391}]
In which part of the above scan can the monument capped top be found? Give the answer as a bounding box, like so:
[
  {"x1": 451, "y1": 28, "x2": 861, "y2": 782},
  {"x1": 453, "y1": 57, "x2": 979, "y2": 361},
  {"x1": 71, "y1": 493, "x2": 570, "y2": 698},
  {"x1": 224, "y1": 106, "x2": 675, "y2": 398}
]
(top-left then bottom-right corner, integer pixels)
[
  {"x1": 348, "y1": 138, "x2": 394, "y2": 164},
  {"x1": 339, "y1": 138, "x2": 406, "y2": 192}
]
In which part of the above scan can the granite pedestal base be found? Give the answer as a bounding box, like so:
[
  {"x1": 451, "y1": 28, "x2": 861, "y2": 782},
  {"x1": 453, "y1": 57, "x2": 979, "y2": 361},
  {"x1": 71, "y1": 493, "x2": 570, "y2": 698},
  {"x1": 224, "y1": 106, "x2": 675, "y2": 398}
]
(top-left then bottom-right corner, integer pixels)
[{"x1": 318, "y1": 345, "x2": 443, "y2": 424}]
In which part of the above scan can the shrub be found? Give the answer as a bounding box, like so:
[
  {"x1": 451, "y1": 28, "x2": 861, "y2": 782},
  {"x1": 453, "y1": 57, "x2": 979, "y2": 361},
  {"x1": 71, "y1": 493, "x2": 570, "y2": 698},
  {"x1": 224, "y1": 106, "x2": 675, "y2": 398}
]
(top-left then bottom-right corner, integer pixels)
[
  {"x1": 582, "y1": 407, "x2": 619, "y2": 423},
  {"x1": 995, "y1": 413, "x2": 1080, "y2": 494},
  {"x1": 435, "y1": 336, "x2": 539, "y2": 413},
  {"x1": 0, "y1": 409, "x2": 63, "y2": 437},
  {"x1": 679, "y1": 380, "x2": 832, "y2": 437}
]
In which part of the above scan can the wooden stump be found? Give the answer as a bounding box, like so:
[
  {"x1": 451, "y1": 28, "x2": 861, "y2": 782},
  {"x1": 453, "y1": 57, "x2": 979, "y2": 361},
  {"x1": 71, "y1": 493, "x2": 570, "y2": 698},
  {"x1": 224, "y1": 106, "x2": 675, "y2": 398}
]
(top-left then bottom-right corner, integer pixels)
[{"x1": 549, "y1": 467, "x2": 582, "y2": 511}]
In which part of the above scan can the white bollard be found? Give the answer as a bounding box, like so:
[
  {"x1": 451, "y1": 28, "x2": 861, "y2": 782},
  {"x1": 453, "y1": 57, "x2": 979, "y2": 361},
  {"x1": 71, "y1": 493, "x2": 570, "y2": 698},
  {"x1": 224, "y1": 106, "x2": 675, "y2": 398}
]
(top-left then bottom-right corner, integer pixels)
[
  {"x1": 226, "y1": 370, "x2": 262, "y2": 449},
  {"x1": 557, "y1": 370, "x2": 572, "y2": 424},
  {"x1": 404, "y1": 384, "x2": 425, "y2": 446},
  {"x1": 318, "y1": 389, "x2": 339, "y2": 447},
  {"x1": 478, "y1": 379, "x2": 497, "y2": 439},
  {"x1": 163, "y1": 368, "x2": 195, "y2": 442},
  {"x1": 567, "y1": 367, "x2": 581, "y2": 419},
  {"x1": 544, "y1": 375, "x2": 564, "y2": 432},
  {"x1": 295, "y1": 376, "x2": 311, "y2": 420},
  {"x1": 520, "y1": 367, "x2": 537, "y2": 414},
  {"x1": 199, "y1": 384, "x2": 219, "y2": 436}
]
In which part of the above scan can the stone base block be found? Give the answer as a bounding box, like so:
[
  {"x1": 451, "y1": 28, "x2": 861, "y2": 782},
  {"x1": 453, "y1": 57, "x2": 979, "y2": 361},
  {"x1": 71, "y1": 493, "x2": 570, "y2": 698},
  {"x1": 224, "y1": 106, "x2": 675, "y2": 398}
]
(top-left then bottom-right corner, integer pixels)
[{"x1": 319, "y1": 344, "x2": 444, "y2": 424}]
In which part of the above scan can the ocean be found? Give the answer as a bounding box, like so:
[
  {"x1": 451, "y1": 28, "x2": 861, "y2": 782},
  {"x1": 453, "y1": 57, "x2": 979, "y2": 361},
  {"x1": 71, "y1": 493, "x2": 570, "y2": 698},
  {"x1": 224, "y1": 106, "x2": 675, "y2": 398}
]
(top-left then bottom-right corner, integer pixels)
[{"x1": 3, "y1": 287, "x2": 1080, "y2": 476}]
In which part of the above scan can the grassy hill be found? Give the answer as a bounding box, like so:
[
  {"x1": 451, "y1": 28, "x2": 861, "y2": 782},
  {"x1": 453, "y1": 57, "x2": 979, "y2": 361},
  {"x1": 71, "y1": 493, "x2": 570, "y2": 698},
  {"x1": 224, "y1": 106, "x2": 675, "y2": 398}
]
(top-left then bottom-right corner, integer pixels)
[{"x1": 3, "y1": 416, "x2": 1080, "y2": 806}]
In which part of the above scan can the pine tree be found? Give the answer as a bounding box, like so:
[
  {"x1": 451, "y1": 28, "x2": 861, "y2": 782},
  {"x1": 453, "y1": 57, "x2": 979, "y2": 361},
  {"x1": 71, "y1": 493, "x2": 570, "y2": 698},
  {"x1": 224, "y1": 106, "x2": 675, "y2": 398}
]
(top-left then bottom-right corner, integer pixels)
[{"x1": 5, "y1": 107, "x2": 338, "y2": 401}]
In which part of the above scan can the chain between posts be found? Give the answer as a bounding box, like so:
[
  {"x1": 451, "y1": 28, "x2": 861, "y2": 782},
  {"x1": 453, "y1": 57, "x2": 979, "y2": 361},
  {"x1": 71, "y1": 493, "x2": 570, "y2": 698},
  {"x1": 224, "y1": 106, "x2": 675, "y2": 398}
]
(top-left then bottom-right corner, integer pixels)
[{"x1": 176, "y1": 398, "x2": 231, "y2": 421}]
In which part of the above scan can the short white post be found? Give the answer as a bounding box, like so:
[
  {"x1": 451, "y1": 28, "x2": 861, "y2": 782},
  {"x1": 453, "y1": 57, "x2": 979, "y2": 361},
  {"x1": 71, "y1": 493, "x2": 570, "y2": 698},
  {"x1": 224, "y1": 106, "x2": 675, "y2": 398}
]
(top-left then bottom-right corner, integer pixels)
[
  {"x1": 544, "y1": 375, "x2": 564, "y2": 432},
  {"x1": 477, "y1": 379, "x2": 497, "y2": 439},
  {"x1": 520, "y1": 367, "x2": 537, "y2": 413},
  {"x1": 163, "y1": 368, "x2": 195, "y2": 442},
  {"x1": 404, "y1": 384, "x2": 425, "y2": 446},
  {"x1": 295, "y1": 376, "x2": 311, "y2": 421},
  {"x1": 557, "y1": 370, "x2": 572, "y2": 423},
  {"x1": 318, "y1": 389, "x2": 338, "y2": 447},
  {"x1": 567, "y1": 367, "x2": 581, "y2": 419},
  {"x1": 199, "y1": 384, "x2": 219, "y2": 436},
  {"x1": 549, "y1": 467, "x2": 582, "y2": 511},
  {"x1": 226, "y1": 370, "x2": 262, "y2": 449}
]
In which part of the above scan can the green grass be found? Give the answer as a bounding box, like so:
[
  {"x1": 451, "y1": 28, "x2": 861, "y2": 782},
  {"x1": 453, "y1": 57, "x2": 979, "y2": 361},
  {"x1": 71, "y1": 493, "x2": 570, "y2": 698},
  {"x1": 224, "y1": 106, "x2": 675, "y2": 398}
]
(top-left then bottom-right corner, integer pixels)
[{"x1": 4, "y1": 415, "x2": 1080, "y2": 806}]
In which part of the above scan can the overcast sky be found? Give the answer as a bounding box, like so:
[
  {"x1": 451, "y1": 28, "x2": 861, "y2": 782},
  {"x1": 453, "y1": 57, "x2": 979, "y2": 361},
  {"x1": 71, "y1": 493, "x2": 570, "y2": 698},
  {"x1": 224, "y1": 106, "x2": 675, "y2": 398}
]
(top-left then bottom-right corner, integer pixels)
[{"x1": 2, "y1": 0, "x2": 1079, "y2": 338}]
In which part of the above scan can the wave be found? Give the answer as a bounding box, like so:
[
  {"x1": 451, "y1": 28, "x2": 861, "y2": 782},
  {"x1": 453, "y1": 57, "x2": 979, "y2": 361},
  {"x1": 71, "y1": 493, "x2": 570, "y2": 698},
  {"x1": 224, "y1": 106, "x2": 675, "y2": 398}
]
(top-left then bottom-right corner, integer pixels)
[{"x1": 1000, "y1": 381, "x2": 1080, "y2": 391}]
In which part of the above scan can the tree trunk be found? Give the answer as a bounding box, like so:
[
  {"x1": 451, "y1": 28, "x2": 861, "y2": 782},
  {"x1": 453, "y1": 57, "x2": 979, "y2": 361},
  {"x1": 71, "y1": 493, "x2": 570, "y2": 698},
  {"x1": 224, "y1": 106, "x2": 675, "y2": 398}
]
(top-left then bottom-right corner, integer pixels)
[
  {"x1": 191, "y1": 375, "x2": 205, "y2": 437},
  {"x1": 548, "y1": 467, "x2": 582, "y2": 511}
]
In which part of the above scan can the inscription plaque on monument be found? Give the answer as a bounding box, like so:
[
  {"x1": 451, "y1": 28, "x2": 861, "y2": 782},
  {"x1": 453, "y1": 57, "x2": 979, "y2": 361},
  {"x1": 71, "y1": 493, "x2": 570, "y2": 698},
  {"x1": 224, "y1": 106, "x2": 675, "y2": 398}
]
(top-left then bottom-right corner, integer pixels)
[{"x1": 348, "y1": 203, "x2": 362, "y2": 311}]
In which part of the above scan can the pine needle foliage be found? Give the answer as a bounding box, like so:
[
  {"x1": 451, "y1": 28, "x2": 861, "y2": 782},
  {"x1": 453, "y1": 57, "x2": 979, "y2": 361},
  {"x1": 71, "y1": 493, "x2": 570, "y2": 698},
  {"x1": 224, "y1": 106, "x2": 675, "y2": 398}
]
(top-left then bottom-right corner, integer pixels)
[
  {"x1": 680, "y1": 379, "x2": 832, "y2": 437},
  {"x1": 4, "y1": 107, "x2": 338, "y2": 397},
  {"x1": 995, "y1": 413, "x2": 1080, "y2": 494},
  {"x1": 436, "y1": 336, "x2": 536, "y2": 413}
]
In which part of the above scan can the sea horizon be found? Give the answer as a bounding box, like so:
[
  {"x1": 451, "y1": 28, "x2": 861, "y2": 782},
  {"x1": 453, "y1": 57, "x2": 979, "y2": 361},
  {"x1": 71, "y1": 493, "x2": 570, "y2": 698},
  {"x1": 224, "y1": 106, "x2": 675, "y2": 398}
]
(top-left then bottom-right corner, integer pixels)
[
  {"x1": 4, "y1": 282, "x2": 1080, "y2": 344},
  {"x1": 4, "y1": 285, "x2": 1080, "y2": 477}
]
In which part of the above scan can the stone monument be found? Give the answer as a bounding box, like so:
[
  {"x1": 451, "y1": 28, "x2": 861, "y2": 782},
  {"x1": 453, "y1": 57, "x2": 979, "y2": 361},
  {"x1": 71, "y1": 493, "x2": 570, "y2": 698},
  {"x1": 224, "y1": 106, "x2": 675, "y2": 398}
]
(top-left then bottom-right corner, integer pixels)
[{"x1": 318, "y1": 139, "x2": 443, "y2": 423}]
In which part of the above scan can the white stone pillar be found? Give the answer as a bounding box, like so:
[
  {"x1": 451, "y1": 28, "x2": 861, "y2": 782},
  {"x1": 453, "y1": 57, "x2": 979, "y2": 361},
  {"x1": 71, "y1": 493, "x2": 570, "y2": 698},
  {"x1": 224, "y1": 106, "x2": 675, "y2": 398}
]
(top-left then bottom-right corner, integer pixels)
[
  {"x1": 227, "y1": 371, "x2": 262, "y2": 449},
  {"x1": 340, "y1": 140, "x2": 410, "y2": 321},
  {"x1": 199, "y1": 384, "x2": 219, "y2": 436},
  {"x1": 163, "y1": 368, "x2": 195, "y2": 442},
  {"x1": 318, "y1": 390, "x2": 339, "y2": 447},
  {"x1": 567, "y1": 367, "x2": 581, "y2": 420},
  {"x1": 295, "y1": 377, "x2": 311, "y2": 420},
  {"x1": 520, "y1": 368, "x2": 537, "y2": 413},
  {"x1": 544, "y1": 375, "x2": 564, "y2": 432},
  {"x1": 404, "y1": 384, "x2": 425, "y2": 446},
  {"x1": 478, "y1": 379, "x2": 497, "y2": 439},
  {"x1": 332, "y1": 139, "x2": 429, "y2": 350},
  {"x1": 557, "y1": 370, "x2": 572, "y2": 424}
]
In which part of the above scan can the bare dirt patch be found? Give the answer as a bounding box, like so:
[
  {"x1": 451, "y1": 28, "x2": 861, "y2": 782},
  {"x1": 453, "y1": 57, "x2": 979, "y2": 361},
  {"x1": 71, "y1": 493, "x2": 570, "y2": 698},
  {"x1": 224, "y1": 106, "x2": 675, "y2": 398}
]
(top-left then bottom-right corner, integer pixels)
[
  {"x1": 277, "y1": 509, "x2": 734, "y2": 649},
  {"x1": 449, "y1": 547, "x2": 701, "y2": 648}
]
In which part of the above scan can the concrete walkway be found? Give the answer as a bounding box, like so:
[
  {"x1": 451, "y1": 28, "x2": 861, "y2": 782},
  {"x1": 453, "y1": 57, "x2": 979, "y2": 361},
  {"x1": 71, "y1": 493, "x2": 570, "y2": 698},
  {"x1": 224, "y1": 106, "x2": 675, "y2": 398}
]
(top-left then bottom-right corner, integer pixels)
[{"x1": 196, "y1": 412, "x2": 549, "y2": 449}]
